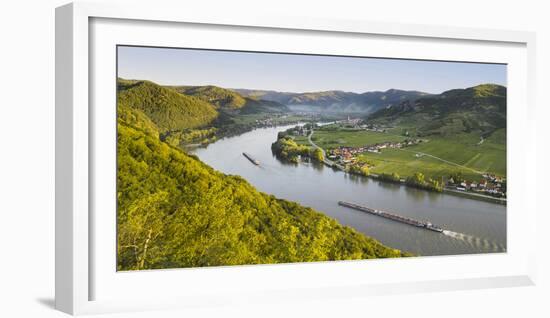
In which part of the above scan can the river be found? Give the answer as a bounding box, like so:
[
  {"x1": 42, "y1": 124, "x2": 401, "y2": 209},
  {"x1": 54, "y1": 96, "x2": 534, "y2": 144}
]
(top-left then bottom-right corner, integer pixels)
[{"x1": 191, "y1": 124, "x2": 506, "y2": 256}]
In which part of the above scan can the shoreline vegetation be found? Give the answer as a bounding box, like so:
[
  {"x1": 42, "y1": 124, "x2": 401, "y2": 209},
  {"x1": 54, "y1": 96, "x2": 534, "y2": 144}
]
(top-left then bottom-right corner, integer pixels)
[
  {"x1": 271, "y1": 124, "x2": 325, "y2": 164},
  {"x1": 272, "y1": 121, "x2": 506, "y2": 203},
  {"x1": 117, "y1": 78, "x2": 408, "y2": 270},
  {"x1": 116, "y1": 76, "x2": 507, "y2": 269},
  {"x1": 272, "y1": 125, "x2": 444, "y2": 192}
]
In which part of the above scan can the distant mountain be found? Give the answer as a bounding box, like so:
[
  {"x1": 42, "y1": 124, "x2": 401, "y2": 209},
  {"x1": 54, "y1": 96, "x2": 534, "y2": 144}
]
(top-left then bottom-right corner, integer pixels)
[
  {"x1": 173, "y1": 85, "x2": 289, "y2": 114},
  {"x1": 233, "y1": 89, "x2": 297, "y2": 104},
  {"x1": 234, "y1": 88, "x2": 430, "y2": 113},
  {"x1": 239, "y1": 98, "x2": 290, "y2": 114},
  {"x1": 118, "y1": 79, "x2": 218, "y2": 133},
  {"x1": 367, "y1": 84, "x2": 506, "y2": 137},
  {"x1": 117, "y1": 91, "x2": 406, "y2": 270}
]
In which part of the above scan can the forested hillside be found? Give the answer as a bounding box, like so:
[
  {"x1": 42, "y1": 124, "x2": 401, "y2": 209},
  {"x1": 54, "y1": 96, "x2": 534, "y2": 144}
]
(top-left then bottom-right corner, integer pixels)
[
  {"x1": 118, "y1": 79, "x2": 218, "y2": 133},
  {"x1": 117, "y1": 92, "x2": 406, "y2": 270},
  {"x1": 174, "y1": 85, "x2": 289, "y2": 114},
  {"x1": 118, "y1": 79, "x2": 296, "y2": 148},
  {"x1": 172, "y1": 85, "x2": 247, "y2": 110},
  {"x1": 368, "y1": 84, "x2": 506, "y2": 137}
]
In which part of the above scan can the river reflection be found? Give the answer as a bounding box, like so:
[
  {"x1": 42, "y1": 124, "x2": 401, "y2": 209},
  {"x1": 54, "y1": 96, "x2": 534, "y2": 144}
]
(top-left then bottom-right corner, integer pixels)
[{"x1": 191, "y1": 124, "x2": 507, "y2": 256}]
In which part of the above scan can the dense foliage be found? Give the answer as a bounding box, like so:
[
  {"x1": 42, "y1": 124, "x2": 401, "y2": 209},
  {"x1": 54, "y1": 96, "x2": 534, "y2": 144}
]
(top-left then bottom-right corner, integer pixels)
[
  {"x1": 367, "y1": 84, "x2": 506, "y2": 137},
  {"x1": 377, "y1": 172, "x2": 402, "y2": 183},
  {"x1": 172, "y1": 85, "x2": 247, "y2": 110},
  {"x1": 311, "y1": 148, "x2": 325, "y2": 162},
  {"x1": 173, "y1": 85, "x2": 290, "y2": 114},
  {"x1": 117, "y1": 122, "x2": 405, "y2": 270},
  {"x1": 117, "y1": 92, "x2": 406, "y2": 270},
  {"x1": 118, "y1": 79, "x2": 218, "y2": 133},
  {"x1": 271, "y1": 136, "x2": 312, "y2": 163},
  {"x1": 405, "y1": 172, "x2": 443, "y2": 192},
  {"x1": 117, "y1": 101, "x2": 160, "y2": 138},
  {"x1": 349, "y1": 164, "x2": 370, "y2": 177},
  {"x1": 162, "y1": 128, "x2": 218, "y2": 147}
]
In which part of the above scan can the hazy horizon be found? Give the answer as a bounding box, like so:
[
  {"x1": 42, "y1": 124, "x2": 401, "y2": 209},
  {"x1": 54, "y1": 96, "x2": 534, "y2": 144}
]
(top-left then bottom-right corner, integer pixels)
[{"x1": 118, "y1": 46, "x2": 507, "y2": 94}]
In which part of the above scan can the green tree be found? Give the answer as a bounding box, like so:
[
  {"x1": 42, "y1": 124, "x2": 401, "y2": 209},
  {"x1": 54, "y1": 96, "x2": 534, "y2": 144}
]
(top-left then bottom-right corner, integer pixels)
[
  {"x1": 311, "y1": 148, "x2": 324, "y2": 162},
  {"x1": 116, "y1": 94, "x2": 408, "y2": 271}
]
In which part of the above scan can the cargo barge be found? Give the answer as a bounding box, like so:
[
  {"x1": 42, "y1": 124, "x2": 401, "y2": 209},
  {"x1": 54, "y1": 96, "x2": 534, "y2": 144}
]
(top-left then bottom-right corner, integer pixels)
[
  {"x1": 338, "y1": 201, "x2": 444, "y2": 233},
  {"x1": 243, "y1": 152, "x2": 260, "y2": 165}
]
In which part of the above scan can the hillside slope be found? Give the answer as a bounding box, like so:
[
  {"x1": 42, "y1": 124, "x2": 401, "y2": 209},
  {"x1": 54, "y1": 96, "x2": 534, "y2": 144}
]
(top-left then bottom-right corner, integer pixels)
[
  {"x1": 368, "y1": 84, "x2": 506, "y2": 137},
  {"x1": 173, "y1": 84, "x2": 290, "y2": 114},
  {"x1": 117, "y1": 112, "x2": 405, "y2": 270},
  {"x1": 172, "y1": 85, "x2": 247, "y2": 110},
  {"x1": 240, "y1": 97, "x2": 290, "y2": 114},
  {"x1": 118, "y1": 79, "x2": 218, "y2": 133}
]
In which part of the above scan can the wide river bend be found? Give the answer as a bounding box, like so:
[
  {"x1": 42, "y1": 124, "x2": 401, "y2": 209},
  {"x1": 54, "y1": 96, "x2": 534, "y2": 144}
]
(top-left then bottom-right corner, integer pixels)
[{"x1": 192, "y1": 124, "x2": 506, "y2": 256}]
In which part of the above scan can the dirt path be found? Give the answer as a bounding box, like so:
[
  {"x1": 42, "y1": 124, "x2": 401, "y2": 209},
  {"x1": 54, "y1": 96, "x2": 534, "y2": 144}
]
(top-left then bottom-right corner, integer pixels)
[
  {"x1": 308, "y1": 130, "x2": 344, "y2": 169},
  {"x1": 399, "y1": 148, "x2": 485, "y2": 175}
]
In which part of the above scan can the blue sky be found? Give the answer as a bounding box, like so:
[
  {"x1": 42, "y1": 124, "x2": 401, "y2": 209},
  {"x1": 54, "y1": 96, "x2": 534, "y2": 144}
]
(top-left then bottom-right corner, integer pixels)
[{"x1": 117, "y1": 46, "x2": 506, "y2": 94}]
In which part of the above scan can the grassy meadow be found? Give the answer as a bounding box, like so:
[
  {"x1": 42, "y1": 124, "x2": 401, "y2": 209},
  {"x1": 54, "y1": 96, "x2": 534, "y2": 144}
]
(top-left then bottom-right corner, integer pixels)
[
  {"x1": 296, "y1": 126, "x2": 506, "y2": 182},
  {"x1": 297, "y1": 129, "x2": 408, "y2": 148}
]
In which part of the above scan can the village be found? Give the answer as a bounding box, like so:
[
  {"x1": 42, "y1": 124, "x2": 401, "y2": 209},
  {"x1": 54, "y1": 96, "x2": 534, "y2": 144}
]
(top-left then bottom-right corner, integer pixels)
[
  {"x1": 334, "y1": 116, "x2": 389, "y2": 132},
  {"x1": 251, "y1": 113, "x2": 319, "y2": 128},
  {"x1": 277, "y1": 120, "x2": 507, "y2": 200},
  {"x1": 326, "y1": 139, "x2": 423, "y2": 164},
  {"x1": 446, "y1": 173, "x2": 506, "y2": 198},
  {"x1": 324, "y1": 141, "x2": 506, "y2": 199}
]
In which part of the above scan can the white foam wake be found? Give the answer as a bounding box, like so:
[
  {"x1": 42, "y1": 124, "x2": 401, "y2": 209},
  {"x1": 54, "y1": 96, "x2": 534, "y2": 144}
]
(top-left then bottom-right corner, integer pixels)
[{"x1": 442, "y1": 230, "x2": 505, "y2": 252}]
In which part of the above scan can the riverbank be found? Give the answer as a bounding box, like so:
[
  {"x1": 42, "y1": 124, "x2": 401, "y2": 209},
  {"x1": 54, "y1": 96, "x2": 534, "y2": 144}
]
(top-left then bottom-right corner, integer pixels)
[
  {"x1": 192, "y1": 124, "x2": 507, "y2": 256},
  {"x1": 443, "y1": 188, "x2": 507, "y2": 205},
  {"x1": 301, "y1": 128, "x2": 506, "y2": 203},
  {"x1": 181, "y1": 118, "x2": 311, "y2": 149},
  {"x1": 325, "y1": 162, "x2": 506, "y2": 205}
]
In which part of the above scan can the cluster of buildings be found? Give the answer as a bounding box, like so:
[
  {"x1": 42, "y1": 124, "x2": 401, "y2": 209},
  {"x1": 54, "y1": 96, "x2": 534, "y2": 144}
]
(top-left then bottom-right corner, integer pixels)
[
  {"x1": 327, "y1": 147, "x2": 358, "y2": 164},
  {"x1": 337, "y1": 116, "x2": 363, "y2": 126},
  {"x1": 288, "y1": 125, "x2": 311, "y2": 137},
  {"x1": 326, "y1": 139, "x2": 420, "y2": 164},
  {"x1": 447, "y1": 174, "x2": 506, "y2": 197},
  {"x1": 337, "y1": 118, "x2": 388, "y2": 133},
  {"x1": 254, "y1": 116, "x2": 284, "y2": 127},
  {"x1": 365, "y1": 139, "x2": 422, "y2": 153},
  {"x1": 327, "y1": 139, "x2": 422, "y2": 163},
  {"x1": 253, "y1": 114, "x2": 310, "y2": 127}
]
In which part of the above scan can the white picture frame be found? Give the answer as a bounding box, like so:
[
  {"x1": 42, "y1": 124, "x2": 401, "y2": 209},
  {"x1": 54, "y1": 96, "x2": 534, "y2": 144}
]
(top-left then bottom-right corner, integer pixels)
[{"x1": 56, "y1": 1, "x2": 537, "y2": 315}]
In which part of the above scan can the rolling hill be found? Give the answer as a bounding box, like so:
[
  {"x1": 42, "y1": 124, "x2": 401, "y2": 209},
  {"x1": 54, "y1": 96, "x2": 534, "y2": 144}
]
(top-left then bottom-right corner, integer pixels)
[
  {"x1": 239, "y1": 97, "x2": 290, "y2": 114},
  {"x1": 171, "y1": 85, "x2": 247, "y2": 110},
  {"x1": 118, "y1": 79, "x2": 218, "y2": 133},
  {"x1": 367, "y1": 84, "x2": 506, "y2": 137},
  {"x1": 116, "y1": 100, "x2": 406, "y2": 270},
  {"x1": 172, "y1": 85, "x2": 290, "y2": 114}
]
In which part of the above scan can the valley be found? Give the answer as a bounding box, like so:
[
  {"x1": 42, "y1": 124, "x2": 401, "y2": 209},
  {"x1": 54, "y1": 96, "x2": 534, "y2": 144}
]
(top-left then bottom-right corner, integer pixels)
[{"x1": 116, "y1": 76, "x2": 507, "y2": 270}]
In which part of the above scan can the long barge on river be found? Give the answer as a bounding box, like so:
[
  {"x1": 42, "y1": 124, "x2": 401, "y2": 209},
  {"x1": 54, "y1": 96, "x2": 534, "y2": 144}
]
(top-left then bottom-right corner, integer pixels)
[
  {"x1": 338, "y1": 201, "x2": 444, "y2": 233},
  {"x1": 243, "y1": 152, "x2": 260, "y2": 165}
]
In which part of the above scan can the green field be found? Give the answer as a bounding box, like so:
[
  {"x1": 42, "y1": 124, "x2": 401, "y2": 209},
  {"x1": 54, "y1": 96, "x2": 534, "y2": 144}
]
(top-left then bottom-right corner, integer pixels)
[
  {"x1": 301, "y1": 129, "x2": 407, "y2": 149},
  {"x1": 405, "y1": 130, "x2": 506, "y2": 176},
  {"x1": 296, "y1": 127, "x2": 506, "y2": 182}
]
